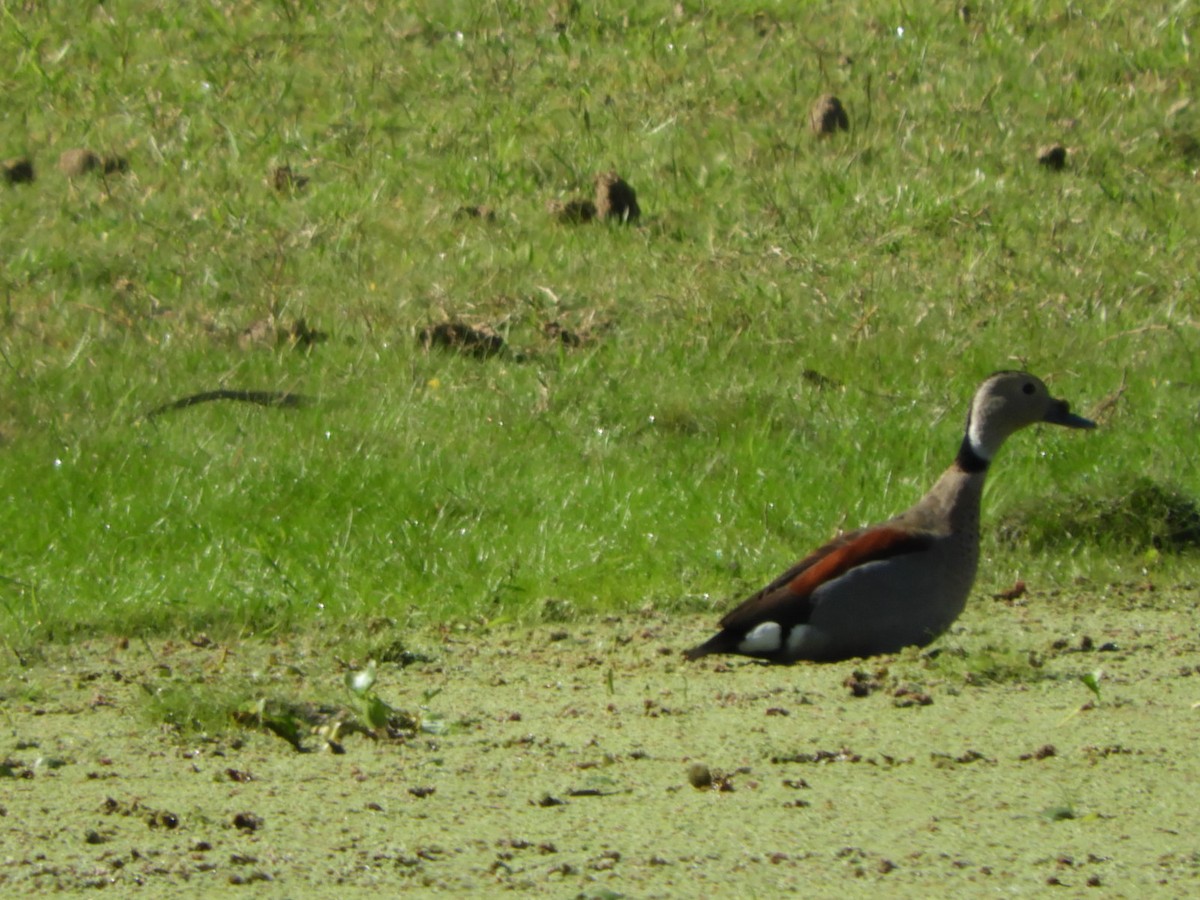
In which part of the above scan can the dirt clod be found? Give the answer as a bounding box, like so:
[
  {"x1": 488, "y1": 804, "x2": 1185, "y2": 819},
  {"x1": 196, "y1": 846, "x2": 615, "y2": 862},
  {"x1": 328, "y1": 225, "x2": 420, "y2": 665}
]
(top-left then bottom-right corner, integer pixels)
[
  {"x1": 594, "y1": 171, "x2": 640, "y2": 223},
  {"x1": 238, "y1": 317, "x2": 327, "y2": 350},
  {"x1": 1167, "y1": 131, "x2": 1200, "y2": 163},
  {"x1": 802, "y1": 368, "x2": 842, "y2": 389},
  {"x1": 772, "y1": 748, "x2": 862, "y2": 765},
  {"x1": 272, "y1": 165, "x2": 309, "y2": 192},
  {"x1": 233, "y1": 812, "x2": 263, "y2": 832},
  {"x1": 1038, "y1": 144, "x2": 1068, "y2": 170},
  {"x1": 287, "y1": 318, "x2": 327, "y2": 347},
  {"x1": 993, "y1": 580, "x2": 1027, "y2": 601},
  {"x1": 58, "y1": 149, "x2": 127, "y2": 177},
  {"x1": 549, "y1": 197, "x2": 597, "y2": 224},
  {"x1": 892, "y1": 687, "x2": 933, "y2": 707},
  {"x1": 3, "y1": 157, "x2": 35, "y2": 184},
  {"x1": 150, "y1": 811, "x2": 180, "y2": 829},
  {"x1": 542, "y1": 321, "x2": 583, "y2": 347},
  {"x1": 1019, "y1": 744, "x2": 1057, "y2": 761},
  {"x1": 844, "y1": 670, "x2": 883, "y2": 697},
  {"x1": 454, "y1": 204, "x2": 497, "y2": 222},
  {"x1": 420, "y1": 320, "x2": 506, "y2": 358},
  {"x1": 58, "y1": 148, "x2": 100, "y2": 176},
  {"x1": 686, "y1": 762, "x2": 713, "y2": 789},
  {"x1": 542, "y1": 316, "x2": 611, "y2": 349},
  {"x1": 229, "y1": 871, "x2": 273, "y2": 885},
  {"x1": 810, "y1": 95, "x2": 849, "y2": 135}
]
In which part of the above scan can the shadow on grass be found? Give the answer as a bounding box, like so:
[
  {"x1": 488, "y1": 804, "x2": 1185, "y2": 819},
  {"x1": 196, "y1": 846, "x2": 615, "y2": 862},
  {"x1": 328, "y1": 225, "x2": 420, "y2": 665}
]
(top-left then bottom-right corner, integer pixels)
[{"x1": 999, "y1": 477, "x2": 1200, "y2": 553}]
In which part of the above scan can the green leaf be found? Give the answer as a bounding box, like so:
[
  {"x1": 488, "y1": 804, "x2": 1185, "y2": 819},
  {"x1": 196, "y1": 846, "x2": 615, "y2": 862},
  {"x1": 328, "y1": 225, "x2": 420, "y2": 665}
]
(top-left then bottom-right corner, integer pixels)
[
  {"x1": 364, "y1": 694, "x2": 392, "y2": 731},
  {"x1": 346, "y1": 661, "x2": 377, "y2": 697},
  {"x1": 421, "y1": 716, "x2": 448, "y2": 736},
  {"x1": 261, "y1": 712, "x2": 305, "y2": 751}
]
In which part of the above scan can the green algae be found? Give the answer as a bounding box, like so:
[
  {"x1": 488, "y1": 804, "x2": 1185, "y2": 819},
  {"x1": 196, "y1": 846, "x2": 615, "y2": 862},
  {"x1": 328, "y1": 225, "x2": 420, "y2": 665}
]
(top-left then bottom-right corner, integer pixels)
[{"x1": 2, "y1": 583, "x2": 1199, "y2": 896}]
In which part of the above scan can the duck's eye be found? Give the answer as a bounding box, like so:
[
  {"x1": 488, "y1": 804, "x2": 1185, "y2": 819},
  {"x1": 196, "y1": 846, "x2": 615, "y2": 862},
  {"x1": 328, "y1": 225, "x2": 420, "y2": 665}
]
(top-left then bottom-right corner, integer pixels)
[{"x1": 1022, "y1": 382, "x2": 1035, "y2": 395}]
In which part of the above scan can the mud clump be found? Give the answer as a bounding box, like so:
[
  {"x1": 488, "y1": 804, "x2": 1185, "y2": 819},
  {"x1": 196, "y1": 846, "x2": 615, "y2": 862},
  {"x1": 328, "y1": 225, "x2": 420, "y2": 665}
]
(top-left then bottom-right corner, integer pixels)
[
  {"x1": 549, "y1": 197, "x2": 597, "y2": 224},
  {"x1": 285, "y1": 317, "x2": 326, "y2": 348},
  {"x1": 844, "y1": 670, "x2": 884, "y2": 698},
  {"x1": 892, "y1": 686, "x2": 933, "y2": 708},
  {"x1": 594, "y1": 171, "x2": 640, "y2": 223},
  {"x1": 801, "y1": 368, "x2": 842, "y2": 390},
  {"x1": 686, "y1": 762, "x2": 735, "y2": 791},
  {"x1": 3, "y1": 157, "x2": 35, "y2": 184},
  {"x1": 810, "y1": 95, "x2": 849, "y2": 136},
  {"x1": 272, "y1": 165, "x2": 309, "y2": 192},
  {"x1": 455, "y1": 204, "x2": 497, "y2": 222},
  {"x1": 59, "y1": 149, "x2": 100, "y2": 176},
  {"x1": 551, "y1": 171, "x2": 641, "y2": 225},
  {"x1": 58, "y1": 148, "x2": 128, "y2": 177},
  {"x1": 1166, "y1": 131, "x2": 1200, "y2": 163},
  {"x1": 543, "y1": 321, "x2": 583, "y2": 347},
  {"x1": 992, "y1": 580, "x2": 1027, "y2": 602},
  {"x1": 233, "y1": 812, "x2": 263, "y2": 832},
  {"x1": 420, "y1": 320, "x2": 506, "y2": 358},
  {"x1": 238, "y1": 317, "x2": 328, "y2": 350},
  {"x1": 1037, "y1": 144, "x2": 1068, "y2": 170},
  {"x1": 1019, "y1": 744, "x2": 1057, "y2": 762},
  {"x1": 540, "y1": 318, "x2": 610, "y2": 348},
  {"x1": 686, "y1": 762, "x2": 713, "y2": 789}
]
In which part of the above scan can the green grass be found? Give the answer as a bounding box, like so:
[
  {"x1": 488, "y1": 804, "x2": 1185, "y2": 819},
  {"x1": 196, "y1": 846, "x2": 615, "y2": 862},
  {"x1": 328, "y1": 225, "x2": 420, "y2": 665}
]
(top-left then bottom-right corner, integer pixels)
[{"x1": 2, "y1": 1, "x2": 1199, "y2": 644}]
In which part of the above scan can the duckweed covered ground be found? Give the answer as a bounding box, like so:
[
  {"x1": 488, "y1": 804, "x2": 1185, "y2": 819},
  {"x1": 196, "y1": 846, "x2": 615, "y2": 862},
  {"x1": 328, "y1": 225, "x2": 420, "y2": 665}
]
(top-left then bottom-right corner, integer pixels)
[{"x1": 3, "y1": 581, "x2": 1198, "y2": 897}]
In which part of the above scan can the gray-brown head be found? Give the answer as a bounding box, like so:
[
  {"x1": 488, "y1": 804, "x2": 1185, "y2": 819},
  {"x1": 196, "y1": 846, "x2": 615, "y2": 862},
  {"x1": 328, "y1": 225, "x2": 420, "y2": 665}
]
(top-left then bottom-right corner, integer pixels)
[{"x1": 963, "y1": 371, "x2": 1095, "y2": 466}]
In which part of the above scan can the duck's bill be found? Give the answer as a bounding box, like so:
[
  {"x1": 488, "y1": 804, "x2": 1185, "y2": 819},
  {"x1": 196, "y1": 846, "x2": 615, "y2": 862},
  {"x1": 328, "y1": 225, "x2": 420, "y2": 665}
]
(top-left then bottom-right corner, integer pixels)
[{"x1": 1045, "y1": 401, "x2": 1097, "y2": 429}]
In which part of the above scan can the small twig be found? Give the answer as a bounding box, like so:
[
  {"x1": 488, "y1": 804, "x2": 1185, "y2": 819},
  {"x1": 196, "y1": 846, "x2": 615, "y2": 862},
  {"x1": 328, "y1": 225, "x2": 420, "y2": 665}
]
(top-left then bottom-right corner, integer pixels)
[
  {"x1": 1089, "y1": 369, "x2": 1128, "y2": 424},
  {"x1": 144, "y1": 390, "x2": 311, "y2": 420},
  {"x1": 1098, "y1": 324, "x2": 1171, "y2": 346},
  {"x1": 7, "y1": 643, "x2": 28, "y2": 668}
]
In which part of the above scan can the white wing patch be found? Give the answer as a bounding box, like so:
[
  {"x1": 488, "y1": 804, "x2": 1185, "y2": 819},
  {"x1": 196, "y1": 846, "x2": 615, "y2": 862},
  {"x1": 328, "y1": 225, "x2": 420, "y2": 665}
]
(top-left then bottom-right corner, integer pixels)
[{"x1": 738, "y1": 621, "x2": 782, "y2": 654}]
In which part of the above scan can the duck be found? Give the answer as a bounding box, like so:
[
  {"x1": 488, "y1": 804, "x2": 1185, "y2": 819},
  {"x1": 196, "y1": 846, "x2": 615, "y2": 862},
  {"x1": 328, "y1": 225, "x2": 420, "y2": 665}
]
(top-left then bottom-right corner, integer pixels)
[{"x1": 683, "y1": 371, "x2": 1095, "y2": 664}]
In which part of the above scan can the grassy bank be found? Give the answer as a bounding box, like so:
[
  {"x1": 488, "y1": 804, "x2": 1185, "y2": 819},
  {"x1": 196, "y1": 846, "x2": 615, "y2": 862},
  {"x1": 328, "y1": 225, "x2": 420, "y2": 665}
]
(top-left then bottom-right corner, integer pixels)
[{"x1": 2, "y1": 1, "x2": 1197, "y2": 644}]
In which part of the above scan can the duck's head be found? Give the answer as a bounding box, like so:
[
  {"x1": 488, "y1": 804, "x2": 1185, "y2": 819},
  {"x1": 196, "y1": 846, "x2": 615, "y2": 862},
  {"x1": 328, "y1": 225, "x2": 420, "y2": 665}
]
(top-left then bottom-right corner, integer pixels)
[{"x1": 964, "y1": 371, "x2": 1096, "y2": 465}]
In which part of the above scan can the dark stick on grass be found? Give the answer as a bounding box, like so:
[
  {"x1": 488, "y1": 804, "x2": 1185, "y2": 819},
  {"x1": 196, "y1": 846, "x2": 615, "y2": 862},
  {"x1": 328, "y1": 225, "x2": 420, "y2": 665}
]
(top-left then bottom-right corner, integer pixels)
[{"x1": 144, "y1": 390, "x2": 312, "y2": 420}]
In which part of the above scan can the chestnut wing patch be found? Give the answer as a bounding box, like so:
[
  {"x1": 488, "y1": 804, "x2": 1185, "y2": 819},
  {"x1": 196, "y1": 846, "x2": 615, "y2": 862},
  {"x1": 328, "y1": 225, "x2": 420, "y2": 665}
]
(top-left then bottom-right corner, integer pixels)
[{"x1": 719, "y1": 526, "x2": 934, "y2": 631}]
